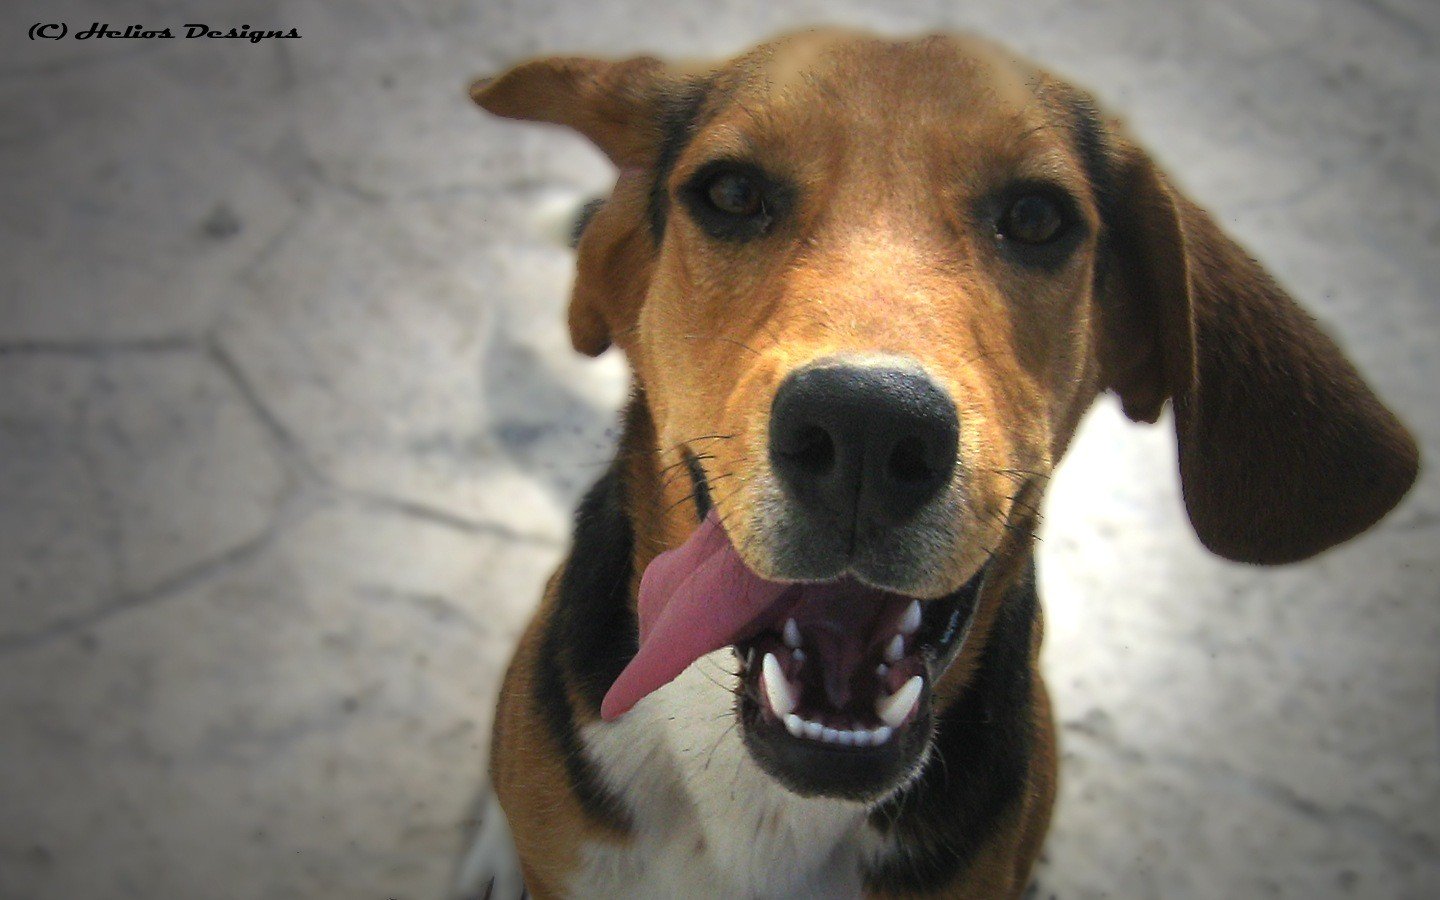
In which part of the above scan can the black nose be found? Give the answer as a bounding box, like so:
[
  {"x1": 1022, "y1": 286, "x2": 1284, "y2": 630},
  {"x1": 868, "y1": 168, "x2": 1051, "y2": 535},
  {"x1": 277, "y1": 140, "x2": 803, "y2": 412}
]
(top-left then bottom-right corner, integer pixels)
[{"x1": 768, "y1": 360, "x2": 959, "y2": 539}]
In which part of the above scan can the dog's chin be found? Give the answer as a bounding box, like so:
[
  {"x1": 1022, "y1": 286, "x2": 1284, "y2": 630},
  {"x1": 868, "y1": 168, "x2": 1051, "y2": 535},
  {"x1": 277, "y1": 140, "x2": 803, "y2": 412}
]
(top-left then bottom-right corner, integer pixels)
[{"x1": 731, "y1": 564, "x2": 986, "y2": 802}]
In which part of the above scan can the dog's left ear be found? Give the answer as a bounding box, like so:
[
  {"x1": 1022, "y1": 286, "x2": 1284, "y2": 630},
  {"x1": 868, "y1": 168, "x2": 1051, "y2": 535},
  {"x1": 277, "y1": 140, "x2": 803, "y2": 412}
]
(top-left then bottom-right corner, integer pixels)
[{"x1": 1097, "y1": 131, "x2": 1419, "y2": 564}]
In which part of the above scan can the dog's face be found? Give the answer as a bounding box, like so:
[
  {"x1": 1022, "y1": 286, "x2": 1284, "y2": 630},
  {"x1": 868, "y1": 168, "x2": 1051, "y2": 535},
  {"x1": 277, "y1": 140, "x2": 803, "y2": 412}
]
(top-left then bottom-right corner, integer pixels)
[
  {"x1": 640, "y1": 33, "x2": 1092, "y2": 597},
  {"x1": 474, "y1": 31, "x2": 1416, "y2": 801}
]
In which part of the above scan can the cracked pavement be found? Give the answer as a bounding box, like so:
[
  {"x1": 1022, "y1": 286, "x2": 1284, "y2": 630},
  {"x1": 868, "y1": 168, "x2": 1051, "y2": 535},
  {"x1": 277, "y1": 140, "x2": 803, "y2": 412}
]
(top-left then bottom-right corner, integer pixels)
[{"x1": 1, "y1": 0, "x2": 1437, "y2": 897}]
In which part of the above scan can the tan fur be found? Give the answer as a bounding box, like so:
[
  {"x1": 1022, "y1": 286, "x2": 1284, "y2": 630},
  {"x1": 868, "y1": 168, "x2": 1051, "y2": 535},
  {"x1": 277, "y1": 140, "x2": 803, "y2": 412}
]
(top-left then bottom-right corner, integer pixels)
[
  {"x1": 470, "y1": 28, "x2": 1417, "y2": 899},
  {"x1": 488, "y1": 583, "x2": 623, "y2": 898}
]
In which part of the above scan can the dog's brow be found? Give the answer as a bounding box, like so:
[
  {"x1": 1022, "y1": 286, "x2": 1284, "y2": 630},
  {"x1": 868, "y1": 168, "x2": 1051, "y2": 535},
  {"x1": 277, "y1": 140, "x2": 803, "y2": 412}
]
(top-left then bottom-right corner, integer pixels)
[
  {"x1": 1039, "y1": 85, "x2": 1115, "y2": 300},
  {"x1": 1054, "y1": 88, "x2": 1112, "y2": 221},
  {"x1": 648, "y1": 79, "x2": 715, "y2": 243}
]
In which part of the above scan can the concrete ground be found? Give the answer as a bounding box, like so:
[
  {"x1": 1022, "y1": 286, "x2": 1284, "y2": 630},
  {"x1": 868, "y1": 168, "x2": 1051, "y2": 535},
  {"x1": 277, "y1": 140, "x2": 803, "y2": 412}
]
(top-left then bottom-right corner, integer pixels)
[{"x1": 1, "y1": 0, "x2": 1437, "y2": 897}]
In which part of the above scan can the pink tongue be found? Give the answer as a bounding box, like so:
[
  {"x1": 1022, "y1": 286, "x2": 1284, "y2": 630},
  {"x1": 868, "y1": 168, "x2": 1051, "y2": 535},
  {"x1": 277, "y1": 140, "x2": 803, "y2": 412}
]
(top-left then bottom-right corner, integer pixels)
[{"x1": 600, "y1": 512, "x2": 791, "y2": 720}]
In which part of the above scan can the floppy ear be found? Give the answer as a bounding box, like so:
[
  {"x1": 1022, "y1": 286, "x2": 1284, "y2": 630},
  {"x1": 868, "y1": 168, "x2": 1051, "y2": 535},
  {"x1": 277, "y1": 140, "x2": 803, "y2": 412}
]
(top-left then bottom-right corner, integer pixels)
[
  {"x1": 471, "y1": 56, "x2": 677, "y2": 355},
  {"x1": 1098, "y1": 134, "x2": 1419, "y2": 564},
  {"x1": 470, "y1": 55, "x2": 667, "y2": 167}
]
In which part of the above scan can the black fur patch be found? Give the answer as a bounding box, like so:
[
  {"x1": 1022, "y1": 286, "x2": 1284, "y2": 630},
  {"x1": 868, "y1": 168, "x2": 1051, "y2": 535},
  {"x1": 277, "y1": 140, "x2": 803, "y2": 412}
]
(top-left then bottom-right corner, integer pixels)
[
  {"x1": 1064, "y1": 92, "x2": 1111, "y2": 211},
  {"x1": 863, "y1": 560, "x2": 1039, "y2": 893},
  {"x1": 1058, "y1": 90, "x2": 1120, "y2": 307},
  {"x1": 569, "y1": 197, "x2": 606, "y2": 249},
  {"x1": 533, "y1": 467, "x2": 640, "y2": 833},
  {"x1": 682, "y1": 448, "x2": 713, "y2": 521},
  {"x1": 553, "y1": 466, "x2": 641, "y2": 713},
  {"x1": 648, "y1": 80, "x2": 712, "y2": 243}
]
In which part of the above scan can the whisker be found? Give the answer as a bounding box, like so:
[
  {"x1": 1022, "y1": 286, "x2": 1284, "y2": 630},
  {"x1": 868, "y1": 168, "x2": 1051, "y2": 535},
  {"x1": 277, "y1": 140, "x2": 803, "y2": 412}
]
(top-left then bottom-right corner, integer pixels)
[
  {"x1": 683, "y1": 333, "x2": 766, "y2": 358},
  {"x1": 702, "y1": 720, "x2": 740, "y2": 772}
]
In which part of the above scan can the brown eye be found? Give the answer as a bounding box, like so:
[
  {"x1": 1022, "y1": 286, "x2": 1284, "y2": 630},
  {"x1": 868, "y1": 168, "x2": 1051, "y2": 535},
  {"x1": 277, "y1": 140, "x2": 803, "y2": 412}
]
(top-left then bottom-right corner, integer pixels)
[
  {"x1": 706, "y1": 171, "x2": 763, "y2": 217},
  {"x1": 681, "y1": 162, "x2": 786, "y2": 242},
  {"x1": 999, "y1": 194, "x2": 1065, "y2": 245}
]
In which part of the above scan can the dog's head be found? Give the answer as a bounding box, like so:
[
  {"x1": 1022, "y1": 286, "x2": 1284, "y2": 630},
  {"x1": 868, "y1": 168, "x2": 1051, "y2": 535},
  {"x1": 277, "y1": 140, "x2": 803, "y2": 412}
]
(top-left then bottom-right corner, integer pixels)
[{"x1": 473, "y1": 31, "x2": 1417, "y2": 801}]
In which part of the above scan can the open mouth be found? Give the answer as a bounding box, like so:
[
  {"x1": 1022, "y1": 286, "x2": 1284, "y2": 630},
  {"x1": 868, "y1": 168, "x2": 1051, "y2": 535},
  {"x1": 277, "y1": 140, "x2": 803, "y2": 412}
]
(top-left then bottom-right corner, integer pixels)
[
  {"x1": 741, "y1": 585, "x2": 927, "y2": 742},
  {"x1": 734, "y1": 566, "x2": 984, "y2": 798},
  {"x1": 600, "y1": 504, "x2": 985, "y2": 799}
]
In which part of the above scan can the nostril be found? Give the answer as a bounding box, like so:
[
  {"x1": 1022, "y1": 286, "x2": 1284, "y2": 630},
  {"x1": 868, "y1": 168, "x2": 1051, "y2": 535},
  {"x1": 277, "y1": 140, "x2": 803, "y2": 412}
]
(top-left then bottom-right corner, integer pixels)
[
  {"x1": 783, "y1": 424, "x2": 836, "y2": 475},
  {"x1": 886, "y1": 435, "x2": 934, "y2": 485}
]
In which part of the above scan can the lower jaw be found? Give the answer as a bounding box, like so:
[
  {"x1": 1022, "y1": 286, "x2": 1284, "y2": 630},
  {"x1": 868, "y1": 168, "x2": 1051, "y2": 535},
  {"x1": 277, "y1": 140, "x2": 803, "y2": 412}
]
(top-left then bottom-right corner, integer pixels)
[
  {"x1": 732, "y1": 561, "x2": 990, "y2": 800},
  {"x1": 737, "y1": 692, "x2": 932, "y2": 802}
]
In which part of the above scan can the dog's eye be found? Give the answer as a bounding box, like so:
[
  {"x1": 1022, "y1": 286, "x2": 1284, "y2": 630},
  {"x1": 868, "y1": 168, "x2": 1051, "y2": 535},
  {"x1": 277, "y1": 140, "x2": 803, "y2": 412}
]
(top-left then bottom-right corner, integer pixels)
[
  {"x1": 680, "y1": 162, "x2": 786, "y2": 242},
  {"x1": 998, "y1": 195, "x2": 1066, "y2": 245},
  {"x1": 704, "y1": 171, "x2": 763, "y2": 218}
]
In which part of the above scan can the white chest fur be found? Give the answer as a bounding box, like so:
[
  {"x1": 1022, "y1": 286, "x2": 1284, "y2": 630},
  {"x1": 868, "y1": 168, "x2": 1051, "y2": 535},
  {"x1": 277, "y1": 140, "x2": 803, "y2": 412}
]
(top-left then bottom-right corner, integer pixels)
[{"x1": 578, "y1": 650, "x2": 888, "y2": 899}]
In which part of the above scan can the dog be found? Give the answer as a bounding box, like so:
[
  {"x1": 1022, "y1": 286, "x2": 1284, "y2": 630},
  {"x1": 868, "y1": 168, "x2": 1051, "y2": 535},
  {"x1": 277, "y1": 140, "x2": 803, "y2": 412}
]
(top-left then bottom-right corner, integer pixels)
[{"x1": 454, "y1": 29, "x2": 1419, "y2": 899}]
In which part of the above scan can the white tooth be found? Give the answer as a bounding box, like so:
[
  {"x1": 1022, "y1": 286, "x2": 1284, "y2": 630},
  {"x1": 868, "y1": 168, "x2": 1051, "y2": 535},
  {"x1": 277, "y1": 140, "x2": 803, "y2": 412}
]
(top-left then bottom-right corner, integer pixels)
[
  {"x1": 762, "y1": 653, "x2": 796, "y2": 717},
  {"x1": 793, "y1": 648, "x2": 806, "y2": 665},
  {"x1": 876, "y1": 663, "x2": 889, "y2": 679},
  {"x1": 878, "y1": 675, "x2": 924, "y2": 728},
  {"x1": 899, "y1": 600, "x2": 922, "y2": 636},
  {"x1": 745, "y1": 647, "x2": 755, "y2": 670},
  {"x1": 885, "y1": 634, "x2": 905, "y2": 663},
  {"x1": 871, "y1": 725, "x2": 893, "y2": 745},
  {"x1": 803, "y1": 720, "x2": 823, "y2": 740},
  {"x1": 785, "y1": 713, "x2": 804, "y2": 738},
  {"x1": 821, "y1": 727, "x2": 840, "y2": 744},
  {"x1": 850, "y1": 729, "x2": 871, "y2": 747},
  {"x1": 783, "y1": 618, "x2": 802, "y2": 648},
  {"x1": 839, "y1": 730, "x2": 858, "y2": 746}
]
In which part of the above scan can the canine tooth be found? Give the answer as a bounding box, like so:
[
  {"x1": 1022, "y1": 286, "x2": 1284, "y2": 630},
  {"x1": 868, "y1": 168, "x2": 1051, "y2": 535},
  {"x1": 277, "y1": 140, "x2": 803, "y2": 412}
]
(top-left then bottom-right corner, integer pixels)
[
  {"x1": 762, "y1": 653, "x2": 796, "y2": 717},
  {"x1": 803, "y1": 720, "x2": 823, "y2": 740},
  {"x1": 899, "y1": 600, "x2": 922, "y2": 636},
  {"x1": 783, "y1": 618, "x2": 802, "y2": 648},
  {"x1": 821, "y1": 726, "x2": 840, "y2": 744},
  {"x1": 878, "y1": 675, "x2": 924, "y2": 728},
  {"x1": 885, "y1": 634, "x2": 905, "y2": 663},
  {"x1": 871, "y1": 725, "x2": 893, "y2": 745},
  {"x1": 784, "y1": 713, "x2": 804, "y2": 738}
]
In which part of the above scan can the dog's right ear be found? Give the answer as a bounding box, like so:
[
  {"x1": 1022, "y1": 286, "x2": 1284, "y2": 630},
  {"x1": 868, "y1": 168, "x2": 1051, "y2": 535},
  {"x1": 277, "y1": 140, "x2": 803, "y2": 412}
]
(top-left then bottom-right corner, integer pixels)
[
  {"x1": 471, "y1": 56, "x2": 681, "y2": 356},
  {"x1": 470, "y1": 56, "x2": 668, "y2": 167}
]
